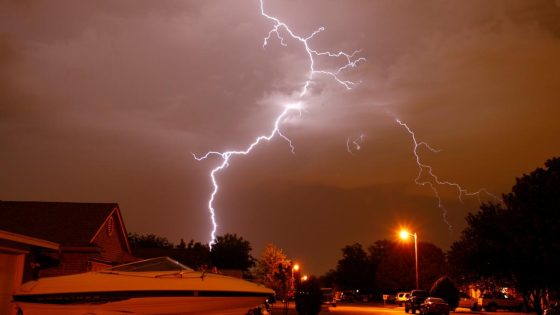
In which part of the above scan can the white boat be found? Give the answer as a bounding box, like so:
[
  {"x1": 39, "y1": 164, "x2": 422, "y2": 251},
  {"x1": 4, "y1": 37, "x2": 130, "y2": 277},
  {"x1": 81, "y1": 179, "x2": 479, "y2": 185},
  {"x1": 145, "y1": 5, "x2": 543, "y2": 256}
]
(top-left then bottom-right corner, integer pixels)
[{"x1": 13, "y1": 257, "x2": 274, "y2": 315}]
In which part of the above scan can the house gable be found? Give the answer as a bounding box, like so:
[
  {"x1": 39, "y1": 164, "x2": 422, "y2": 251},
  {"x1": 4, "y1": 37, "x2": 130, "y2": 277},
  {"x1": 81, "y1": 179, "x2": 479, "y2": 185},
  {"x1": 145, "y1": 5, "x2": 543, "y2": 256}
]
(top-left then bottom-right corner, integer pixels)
[
  {"x1": 90, "y1": 207, "x2": 132, "y2": 262},
  {"x1": 0, "y1": 201, "x2": 117, "y2": 246},
  {"x1": 0, "y1": 201, "x2": 135, "y2": 277}
]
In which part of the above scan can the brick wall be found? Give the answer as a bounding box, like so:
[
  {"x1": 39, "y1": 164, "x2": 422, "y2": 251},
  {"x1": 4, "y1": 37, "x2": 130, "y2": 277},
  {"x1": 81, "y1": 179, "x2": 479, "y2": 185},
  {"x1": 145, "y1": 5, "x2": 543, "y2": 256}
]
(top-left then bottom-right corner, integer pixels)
[
  {"x1": 39, "y1": 252, "x2": 91, "y2": 277},
  {"x1": 92, "y1": 211, "x2": 130, "y2": 263},
  {"x1": 37, "y1": 211, "x2": 131, "y2": 278}
]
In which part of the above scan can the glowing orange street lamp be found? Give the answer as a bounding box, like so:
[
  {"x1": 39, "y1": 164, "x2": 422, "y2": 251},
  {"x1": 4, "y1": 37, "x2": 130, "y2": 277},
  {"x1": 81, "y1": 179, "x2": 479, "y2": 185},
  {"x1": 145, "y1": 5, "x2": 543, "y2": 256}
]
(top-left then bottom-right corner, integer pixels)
[
  {"x1": 301, "y1": 275, "x2": 308, "y2": 282},
  {"x1": 291, "y1": 263, "x2": 300, "y2": 293},
  {"x1": 399, "y1": 229, "x2": 419, "y2": 289},
  {"x1": 293, "y1": 264, "x2": 300, "y2": 273}
]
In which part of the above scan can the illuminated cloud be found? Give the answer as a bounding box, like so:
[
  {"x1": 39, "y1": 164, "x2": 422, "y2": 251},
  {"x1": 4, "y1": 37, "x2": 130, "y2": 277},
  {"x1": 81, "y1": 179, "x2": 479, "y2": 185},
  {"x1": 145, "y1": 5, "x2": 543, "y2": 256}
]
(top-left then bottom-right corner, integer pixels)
[{"x1": 1, "y1": 0, "x2": 559, "y2": 274}]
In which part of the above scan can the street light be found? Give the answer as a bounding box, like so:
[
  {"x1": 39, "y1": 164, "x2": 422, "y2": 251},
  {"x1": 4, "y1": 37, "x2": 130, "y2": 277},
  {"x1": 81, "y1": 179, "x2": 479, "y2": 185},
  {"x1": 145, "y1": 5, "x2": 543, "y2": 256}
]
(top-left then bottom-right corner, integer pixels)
[
  {"x1": 399, "y1": 229, "x2": 419, "y2": 289},
  {"x1": 291, "y1": 263, "x2": 300, "y2": 293},
  {"x1": 293, "y1": 263, "x2": 300, "y2": 273}
]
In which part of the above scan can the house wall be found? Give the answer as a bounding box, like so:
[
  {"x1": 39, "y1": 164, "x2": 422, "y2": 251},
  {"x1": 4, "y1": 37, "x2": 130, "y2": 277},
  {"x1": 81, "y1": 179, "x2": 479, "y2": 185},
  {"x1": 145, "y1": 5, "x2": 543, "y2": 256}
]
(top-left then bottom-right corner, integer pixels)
[
  {"x1": 90, "y1": 260, "x2": 111, "y2": 271},
  {"x1": 92, "y1": 211, "x2": 130, "y2": 262},
  {"x1": 0, "y1": 253, "x2": 24, "y2": 315},
  {"x1": 39, "y1": 252, "x2": 92, "y2": 277},
  {"x1": 39, "y1": 211, "x2": 131, "y2": 277}
]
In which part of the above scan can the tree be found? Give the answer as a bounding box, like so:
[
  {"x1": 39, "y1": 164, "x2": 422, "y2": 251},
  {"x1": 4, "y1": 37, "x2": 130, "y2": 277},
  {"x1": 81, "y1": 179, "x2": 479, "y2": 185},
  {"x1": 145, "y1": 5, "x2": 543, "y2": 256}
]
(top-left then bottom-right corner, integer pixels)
[
  {"x1": 374, "y1": 241, "x2": 412, "y2": 292},
  {"x1": 254, "y1": 243, "x2": 292, "y2": 299},
  {"x1": 375, "y1": 241, "x2": 447, "y2": 292},
  {"x1": 430, "y1": 276, "x2": 460, "y2": 310},
  {"x1": 368, "y1": 239, "x2": 394, "y2": 267},
  {"x1": 448, "y1": 157, "x2": 560, "y2": 314},
  {"x1": 175, "y1": 240, "x2": 210, "y2": 270},
  {"x1": 127, "y1": 232, "x2": 175, "y2": 259},
  {"x1": 209, "y1": 233, "x2": 255, "y2": 271},
  {"x1": 327, "y1": 240, "x2": 447, "y2": 297},
  {"x1": 367, "y1": 239, "x2": 394, "y2": 295},
  {"x1": 127, "y1": 233, "x2": 256, "y2": 272},
  {"x1": 447, "y1": 203, "x2": 512, "y2": 287},
  {"x1": 128, "y1": 232, "x2": 173, "y2": 249},
  {"x1": 318, "y1": 269, "x2": 336, "y2": 289},
  {"x1": 334, "y1": 243, "x2": 373, "y2": 293},
  {"x1": 417, "y1": 242, "x2": 448, "y2": 290}
]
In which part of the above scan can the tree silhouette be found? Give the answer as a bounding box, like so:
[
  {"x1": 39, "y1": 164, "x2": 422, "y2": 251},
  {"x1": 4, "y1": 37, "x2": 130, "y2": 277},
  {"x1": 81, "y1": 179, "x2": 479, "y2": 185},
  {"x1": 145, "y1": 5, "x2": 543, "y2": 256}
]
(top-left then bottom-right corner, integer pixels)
[
  {"x1": 376, "y1": 241, "x2": 446, "y2": 292},
  {"x1": 430, "y1": 276, "x2": 460, "y2": 310},
  {"x1": 334, "y1": 243, "x2": 373, "y2": 293},
  {"x1": 179, "y1": 240, "x2": 210, "y2": 270},
  {"x1": 449, "y1": 157, "x2": 560, "y2": 314},
  {"x1": 209, "y1": 233, "x2": 255, "y2": 271},
  {"x1": 128, "y1": 232, "x2": 172, "y2": 249}
]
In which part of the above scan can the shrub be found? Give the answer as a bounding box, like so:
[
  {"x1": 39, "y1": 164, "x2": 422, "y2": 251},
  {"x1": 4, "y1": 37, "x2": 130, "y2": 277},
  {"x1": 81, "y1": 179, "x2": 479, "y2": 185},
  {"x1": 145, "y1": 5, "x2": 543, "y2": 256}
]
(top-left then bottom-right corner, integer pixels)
[{"x1": 430, "y1": 276, "x2": 460, "y2": 309}]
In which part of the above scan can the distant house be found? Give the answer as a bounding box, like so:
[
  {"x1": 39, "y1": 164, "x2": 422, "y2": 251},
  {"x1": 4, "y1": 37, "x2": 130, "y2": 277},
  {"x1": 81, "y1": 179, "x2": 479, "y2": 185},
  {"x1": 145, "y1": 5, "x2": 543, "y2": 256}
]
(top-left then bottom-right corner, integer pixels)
[{"x1": 0, "y1": 201, "x2": 135, "y2": 279}]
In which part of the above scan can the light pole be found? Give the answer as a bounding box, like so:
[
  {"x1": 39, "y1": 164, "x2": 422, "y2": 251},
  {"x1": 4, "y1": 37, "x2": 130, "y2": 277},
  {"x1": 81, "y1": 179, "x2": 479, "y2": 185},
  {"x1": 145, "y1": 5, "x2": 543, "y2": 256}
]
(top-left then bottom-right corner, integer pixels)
[
  {"x1": 399, "y1": 229, "x2": 419, "y2": 289},
  {"x1": 291, "y1": 263, "x2": 300, "y2": 293}
]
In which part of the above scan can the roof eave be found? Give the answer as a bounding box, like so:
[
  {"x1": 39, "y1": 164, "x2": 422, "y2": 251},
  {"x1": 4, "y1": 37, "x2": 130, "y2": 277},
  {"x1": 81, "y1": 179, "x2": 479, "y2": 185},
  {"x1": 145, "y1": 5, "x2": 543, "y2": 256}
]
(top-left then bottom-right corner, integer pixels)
[{"x1": 0, "y1": 229, "x2": 59, "y2": 250}]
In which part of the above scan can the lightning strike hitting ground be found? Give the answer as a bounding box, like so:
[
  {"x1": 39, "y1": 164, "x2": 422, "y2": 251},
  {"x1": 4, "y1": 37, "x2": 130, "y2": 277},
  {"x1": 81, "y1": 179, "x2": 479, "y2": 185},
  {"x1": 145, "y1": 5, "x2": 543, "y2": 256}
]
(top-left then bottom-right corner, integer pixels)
[
  {"x1": 194, "y1": 0, "x2": 365, "y2": 247},
  {"x1": 193, "y1": 103, "x2": 301, "y2": 246},
  {"x1": 396, "y1": 118, "x2": 501, "y2": 230}
]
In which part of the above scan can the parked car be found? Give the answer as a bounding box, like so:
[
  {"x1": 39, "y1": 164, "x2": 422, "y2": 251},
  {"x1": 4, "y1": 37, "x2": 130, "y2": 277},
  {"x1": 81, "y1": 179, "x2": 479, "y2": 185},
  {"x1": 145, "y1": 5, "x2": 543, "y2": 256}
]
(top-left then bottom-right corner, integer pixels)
[
  {"x1": 458, "y1": 292, "x2": 478, "y2": 310},
  {"x1": 397, "y1": 292, "x2": 411, "y2": 305},
  {"x1": 340, "y1": 290, "x2": 360, "y2": 303},
  {"x1": 405, "y1": 290, "x2": 430, "y2": 314},
  {"x1": 384, "y1": 293, "x2": 397, "y2": 304},
  {"x1": 321, "y1": 288, "x2": 337, "y2": 307},
  {"x1": 478, "y1": 292, "x2": 524, "y2": 312},
  {"x1": 420, "y1": 297, "x2": 450, "y2": 315}
]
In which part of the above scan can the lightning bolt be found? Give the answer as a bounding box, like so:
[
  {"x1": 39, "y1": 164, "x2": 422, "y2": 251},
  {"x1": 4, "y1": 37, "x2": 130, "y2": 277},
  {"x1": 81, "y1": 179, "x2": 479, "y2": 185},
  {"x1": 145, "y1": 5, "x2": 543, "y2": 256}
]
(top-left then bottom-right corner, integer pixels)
[
  {"x1": 260, "y1": 0, "x2": 365, "y2": 96},
  {"x1": 194, "y1": 0, "x2": 365, "y2": 247},
  {"x1": 193, "y1": 103, "x2": 301, "y2": 246},
  {"x1": 395, "y1": 118, "x2": 501, "y2": 230},
  {"x1": 346, "y1": 133, "x2": 366, "y2": 154}
]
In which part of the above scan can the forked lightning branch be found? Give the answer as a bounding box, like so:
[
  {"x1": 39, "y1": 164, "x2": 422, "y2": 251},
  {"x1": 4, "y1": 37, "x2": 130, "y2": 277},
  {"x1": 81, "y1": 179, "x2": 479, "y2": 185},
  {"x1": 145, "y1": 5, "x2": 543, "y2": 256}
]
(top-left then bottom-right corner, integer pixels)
[{"x1": 194, "y1": 0, "x2": 497, "y2": 247}]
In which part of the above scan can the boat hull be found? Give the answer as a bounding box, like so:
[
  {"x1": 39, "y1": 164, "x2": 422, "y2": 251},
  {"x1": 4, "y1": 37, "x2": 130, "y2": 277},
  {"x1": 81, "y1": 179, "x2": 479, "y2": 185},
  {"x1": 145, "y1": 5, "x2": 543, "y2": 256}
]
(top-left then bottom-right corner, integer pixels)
[
  {"x1": 15, "y1": 296, "x2": 266, "y2": 315},
  {"x1": 13, "y1": 257, "x2": 274, "y2": 315}
]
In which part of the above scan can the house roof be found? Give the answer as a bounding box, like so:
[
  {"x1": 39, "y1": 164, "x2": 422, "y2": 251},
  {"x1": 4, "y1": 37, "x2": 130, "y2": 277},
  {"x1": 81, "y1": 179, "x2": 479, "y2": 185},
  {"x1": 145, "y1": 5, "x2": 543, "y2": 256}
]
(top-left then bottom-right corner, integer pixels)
[
  {"x1": 0, "y1": 229, "x2": 59, "y2": 251},
  {"x1": 0, "y1": 201, "x2": 119, "y2": 247}
]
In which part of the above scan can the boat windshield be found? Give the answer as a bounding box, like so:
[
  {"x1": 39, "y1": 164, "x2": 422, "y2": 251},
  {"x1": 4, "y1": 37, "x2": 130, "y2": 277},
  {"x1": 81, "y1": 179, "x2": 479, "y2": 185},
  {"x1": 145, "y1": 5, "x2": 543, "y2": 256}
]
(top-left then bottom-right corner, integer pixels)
[{"x1": 106, "y1": 257, "x2": 193, "y2": 272}]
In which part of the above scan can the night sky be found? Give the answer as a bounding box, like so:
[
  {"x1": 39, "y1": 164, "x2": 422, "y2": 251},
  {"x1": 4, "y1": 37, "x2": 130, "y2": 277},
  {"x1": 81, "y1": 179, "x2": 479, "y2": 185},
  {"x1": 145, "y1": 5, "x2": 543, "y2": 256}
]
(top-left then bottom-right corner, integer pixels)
[{"x1": 2, "y1": 0, "x2": 560, "y2": 275}]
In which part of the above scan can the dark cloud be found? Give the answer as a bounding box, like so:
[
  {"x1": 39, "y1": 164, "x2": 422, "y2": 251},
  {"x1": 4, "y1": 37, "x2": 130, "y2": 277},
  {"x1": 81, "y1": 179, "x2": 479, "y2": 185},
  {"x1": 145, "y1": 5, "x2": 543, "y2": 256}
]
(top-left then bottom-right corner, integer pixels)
[{"x1": 1, "y1": 0, "x2": 560, "y2": 274}]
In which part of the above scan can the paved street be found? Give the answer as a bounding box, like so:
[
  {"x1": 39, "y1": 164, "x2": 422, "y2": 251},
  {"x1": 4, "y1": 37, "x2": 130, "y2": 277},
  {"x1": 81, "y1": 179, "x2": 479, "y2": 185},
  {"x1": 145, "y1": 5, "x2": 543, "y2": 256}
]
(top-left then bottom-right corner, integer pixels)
[
  {"x1": 269, "y1": 303, "x2": 535, "y2": 315},
  {"x1": 269, "y1": 303, "x2": 412, "y2": 315}
]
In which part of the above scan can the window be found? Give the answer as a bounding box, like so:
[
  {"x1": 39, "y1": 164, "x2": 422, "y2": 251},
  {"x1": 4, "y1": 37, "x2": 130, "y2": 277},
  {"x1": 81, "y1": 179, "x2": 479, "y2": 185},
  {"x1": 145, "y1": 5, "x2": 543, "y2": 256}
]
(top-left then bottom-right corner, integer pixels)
[{"x1": 107, "y1": 216, "x2": 114, "y2": 236}]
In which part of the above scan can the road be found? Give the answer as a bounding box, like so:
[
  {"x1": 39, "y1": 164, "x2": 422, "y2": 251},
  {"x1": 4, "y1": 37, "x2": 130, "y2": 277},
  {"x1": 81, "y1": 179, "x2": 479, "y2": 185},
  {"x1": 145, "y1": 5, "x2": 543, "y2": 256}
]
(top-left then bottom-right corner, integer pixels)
[
  {"x1": 270, "y1": 303, "x2": 412, "y2": 315},
  {"x1": 269, "y1": 302, "x2": 534, "y2": 315}
]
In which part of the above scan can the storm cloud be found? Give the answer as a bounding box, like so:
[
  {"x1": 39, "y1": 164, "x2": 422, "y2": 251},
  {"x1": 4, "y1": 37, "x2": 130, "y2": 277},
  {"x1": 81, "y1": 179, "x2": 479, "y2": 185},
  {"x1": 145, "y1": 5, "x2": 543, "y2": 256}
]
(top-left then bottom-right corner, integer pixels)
[{"x1": 1, "y1": 0, "x2": 560, "y2": 274}]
